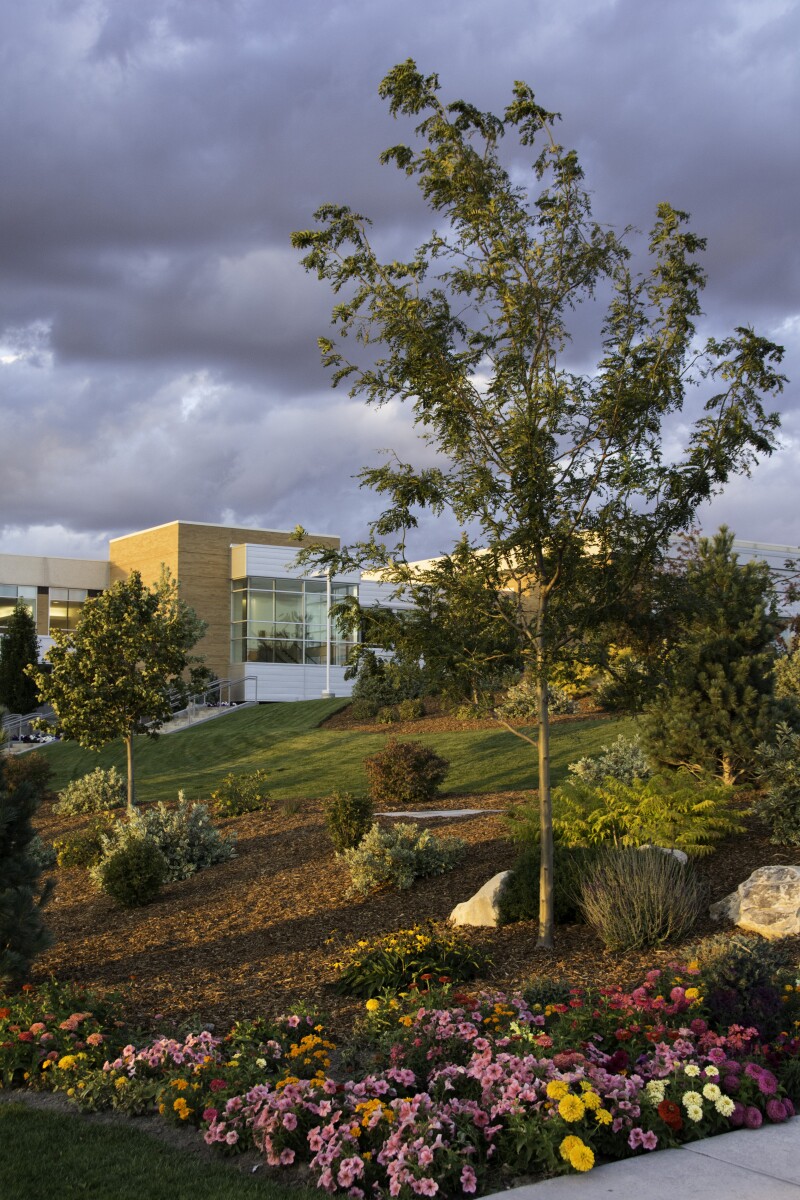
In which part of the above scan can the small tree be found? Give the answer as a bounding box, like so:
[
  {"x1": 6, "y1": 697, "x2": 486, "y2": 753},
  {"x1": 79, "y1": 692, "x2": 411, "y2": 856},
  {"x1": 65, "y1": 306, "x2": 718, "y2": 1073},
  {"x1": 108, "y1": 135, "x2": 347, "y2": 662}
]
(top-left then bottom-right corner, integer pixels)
[
  {"x1": 0, "y1": 600, "x2": 40, "y2": 715},
  {"x1": 31, "y1": 571, "x2": 208, "y2": 810},
  {"x1": 643, "y1": 527, "x2": 786, "y2": 784},
  {"x1": 292, "y1": 62, "x2": 785, "y2": 946},
  {"x1": 0, "y1": 753, "x2": 53, "y2": 990}
]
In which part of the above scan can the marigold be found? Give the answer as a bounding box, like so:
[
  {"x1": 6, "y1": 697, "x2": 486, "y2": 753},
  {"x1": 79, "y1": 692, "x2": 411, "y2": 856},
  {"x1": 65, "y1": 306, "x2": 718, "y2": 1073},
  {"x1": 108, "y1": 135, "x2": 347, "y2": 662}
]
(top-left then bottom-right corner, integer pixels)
[
  {"x1": 593, "y1": 1108, "x2": 612, "y2": 1126},
  {"x1": 581, "y1": 1090, "x2": 601, "y2": 1111},
  {"x1": 546, "y1": 1080, "x2": 569, "y2": 1100},
  {"x1": 365, "y1": 999, "x2": 380, "y2": 1012},
  {"x1": 558, "y1": 1094, "x2": 586, "y2": 1122}
]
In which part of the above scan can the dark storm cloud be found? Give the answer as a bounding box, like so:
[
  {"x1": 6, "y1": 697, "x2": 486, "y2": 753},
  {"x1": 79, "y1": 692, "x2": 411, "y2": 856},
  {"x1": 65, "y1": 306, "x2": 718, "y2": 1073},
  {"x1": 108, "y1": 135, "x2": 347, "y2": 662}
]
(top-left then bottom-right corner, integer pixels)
[{"x1": 1, "y1": 0, "x2": 798, "y2": 557}]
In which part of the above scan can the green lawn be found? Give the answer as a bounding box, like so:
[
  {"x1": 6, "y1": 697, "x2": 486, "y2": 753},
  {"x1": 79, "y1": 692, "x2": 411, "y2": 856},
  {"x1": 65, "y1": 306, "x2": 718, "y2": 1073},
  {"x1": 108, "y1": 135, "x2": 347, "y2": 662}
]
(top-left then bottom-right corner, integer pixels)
[
  {"x1": 34, "y1": 700, "x2": 633, "y2": 803},
  {"x1": 0, "y1": 1102, "x2": 317, "y2": 1200}
]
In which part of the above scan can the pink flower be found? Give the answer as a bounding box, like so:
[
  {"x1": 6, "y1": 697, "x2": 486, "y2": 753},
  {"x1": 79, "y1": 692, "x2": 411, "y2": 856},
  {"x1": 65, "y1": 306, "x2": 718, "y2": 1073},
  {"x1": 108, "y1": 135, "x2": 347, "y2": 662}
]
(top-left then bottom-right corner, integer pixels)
[
  {"x1": 282, "y1": 1112, "x2": 298, "y2": 1131},
  {"x1": 460, "y1": 1166, "x2": 478, "y2": 1194},
  {"x1": 641, "y1": 1131, "x2": 658, "y2": 1150},
  {"x1": 766, "y1": 1099, "x2": 788, "y2": 1123},
  {"x1": 86, "y1": 1033, "x2": 104, "y2": 1047},
  {"x1": 286, "y1": 1016, "x2": 301, "y2": 1029},
  {"x1": 225, "y1": 1130, "x2": 239, "y2": 1145},
  {"x1": 744, "y1": 1106, "x2": 763, "y2": 1130},
  {"x1": 202, "y1": 1107, "x2": 218, "y2": 1122},
  {"x1": 757, "y1": 1071, "x2": 778, "y2": 1096},
  {"x1": 209, "y1": 1079, "x2": 227, "y2": 1093}
]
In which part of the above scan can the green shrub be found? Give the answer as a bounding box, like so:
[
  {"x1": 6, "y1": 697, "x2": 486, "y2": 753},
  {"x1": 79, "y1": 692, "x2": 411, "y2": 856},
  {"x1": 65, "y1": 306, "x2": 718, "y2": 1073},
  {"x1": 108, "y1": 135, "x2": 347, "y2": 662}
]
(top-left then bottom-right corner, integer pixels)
[
  {"x1": 687, "y1": 931, "x2": 798, "y2": 1040},
  {"x1": 342, "y1": 821, "x2": 465, "y2": 896},
  {"x1": 335, "y1": 923, "x2": 490, "y2": 998},
  {"x1": 94, "y1": 836, "x2": 168, "y2": 908},
  {"x1": 91, "y1": 795, "x2": 235, "y2": 885},
  {"x1": 497, "y1": 677, "x2": 576, "y2": 720},
  {"x1": 578, "y1": 846, "x2": 707, "y2": 950},
  {"x1": 595, "y1": 652, "x2": 653, "y2": 714},
  {"x1": 210, "y1": 769, "x2": 271, "y2": 817},
  {"x1": 522, "y1": 977, "x2": 573, "y2": 1010},
  {"x1": 54, "y1": 767, "x2": 125, "y2": 815},
  {"x1": 553, "y1": 772, "x2": 743, "y2": 857},
  {"x1": 3, "y1": 753, "x2": 54, "y2": 802},
  {"x1": 754, "y1": 722, "x2": 800, "y2": 843},
  {"x1": 364, "y1": 739, "x2": 449, "y2": 808},
  {"x1": 53, "y1": 815, "x2": 118, "y2": 869},
  {"x1": 567, "y1": 734, "x2": 652, "y2": 785},
  {"x1": 497, "y1": 844, "x2": 600, "y2": 925},
  {"x1": 398, "y1": 697, "x2": 425, "y2": 721},
  {"x1": 27, "y1": 835, "x2": 56, "y2": 872},
  {"x1": 377, "y1": 706, "x2": 399, "y2": 725},
  {"x1": 349, "y1": 698, "x2": 378, "y2": 721},
  {"x1": 323, "y1": 790, "x2": 374, "y2": 853},
  {"x1": 0, "y1": 755, "x2": 53, "y2": 988}
]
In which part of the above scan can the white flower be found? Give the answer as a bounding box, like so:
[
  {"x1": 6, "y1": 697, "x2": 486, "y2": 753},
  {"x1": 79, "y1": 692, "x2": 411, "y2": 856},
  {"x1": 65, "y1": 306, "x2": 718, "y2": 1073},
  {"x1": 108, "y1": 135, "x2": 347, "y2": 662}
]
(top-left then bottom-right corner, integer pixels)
[
  {"x1": 715, "y1": 1096, "x2": 735, "y2": 1117},
  {"x1": 646, "y1": 1081, "x2": 666, "y2": 1103},
  {"x1": 684, "y1": 1064, "x2": 701, "y2": 1077},
  {"x1": 703, "y1": 1065, "x2": 719, "y2": 1077},
  {"x1": 686, "y1": 1103, "x2": 703, "y2": 1122},
  {"x1": 682, "y1": 1091, "x2": 703, "y2": 1108},
  {"x1": 702, "y1": 1084, "x2": 722, "y2": 1102},
  {"x1": 256, "y1": 1058, "x2": 267, "y2": 1069}
]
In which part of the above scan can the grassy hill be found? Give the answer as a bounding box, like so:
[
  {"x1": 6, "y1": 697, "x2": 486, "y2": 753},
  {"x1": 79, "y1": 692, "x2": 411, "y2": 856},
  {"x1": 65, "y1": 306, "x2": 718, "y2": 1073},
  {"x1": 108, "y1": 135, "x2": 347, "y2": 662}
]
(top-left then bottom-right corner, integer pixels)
[{"x1": 33, "y1": 700, "x2": 634, "y2": 803}]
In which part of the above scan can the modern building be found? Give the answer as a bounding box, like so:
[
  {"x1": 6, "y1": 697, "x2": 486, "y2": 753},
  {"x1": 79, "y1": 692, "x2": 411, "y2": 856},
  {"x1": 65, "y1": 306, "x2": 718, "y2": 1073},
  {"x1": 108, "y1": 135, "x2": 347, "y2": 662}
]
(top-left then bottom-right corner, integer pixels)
[{"x1": 0, "y1": 520, "x2": 407, "y2": 703}]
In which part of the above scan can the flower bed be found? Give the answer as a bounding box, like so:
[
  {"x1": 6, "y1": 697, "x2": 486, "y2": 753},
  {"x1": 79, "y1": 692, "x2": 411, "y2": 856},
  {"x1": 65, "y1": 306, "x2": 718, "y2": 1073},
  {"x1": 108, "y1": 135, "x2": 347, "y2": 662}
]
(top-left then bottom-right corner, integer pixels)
[{"x1": 2, "y1": 958, "x2": 799, "y2": 1197}]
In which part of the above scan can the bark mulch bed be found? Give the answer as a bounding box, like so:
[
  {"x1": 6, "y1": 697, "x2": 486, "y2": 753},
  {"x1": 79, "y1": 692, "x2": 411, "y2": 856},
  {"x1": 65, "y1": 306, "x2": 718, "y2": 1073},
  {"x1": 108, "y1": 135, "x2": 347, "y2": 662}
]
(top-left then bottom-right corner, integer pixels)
[{"x1": 31, "y1": 785, "x2": 800, "y2": 1041}]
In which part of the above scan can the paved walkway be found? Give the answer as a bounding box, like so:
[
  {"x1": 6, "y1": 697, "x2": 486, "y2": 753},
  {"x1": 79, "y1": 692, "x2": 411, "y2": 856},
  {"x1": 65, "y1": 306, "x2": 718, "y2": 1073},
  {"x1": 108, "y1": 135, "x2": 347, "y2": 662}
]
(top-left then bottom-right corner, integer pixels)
[
  {"x1": 379, "y1": 808, "x2": 503, "y2": 818},
  {"x1": 482, "y1": 1120, "x2": 800, "y2": 1198}
]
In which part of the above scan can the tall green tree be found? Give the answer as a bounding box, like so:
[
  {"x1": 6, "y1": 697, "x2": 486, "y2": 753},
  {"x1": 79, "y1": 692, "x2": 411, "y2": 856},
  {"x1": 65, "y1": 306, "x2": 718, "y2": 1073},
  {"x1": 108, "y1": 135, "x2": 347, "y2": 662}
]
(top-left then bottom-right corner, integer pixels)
[
  {"x1": 0, "y1": 600, "x2": 40, "y2": 715},
  {"x1": 31, "y1": 571, "x2": 208, "y2": 810},
  {"x1": 643, "y1": 527, "x2": 786, "y2": 784},
  {"x1": 0, "y1": 753, "x2": 53, "y2": 990},
  {"x1": 291, "y1": 61, "x2": 785, "y2": 946}
]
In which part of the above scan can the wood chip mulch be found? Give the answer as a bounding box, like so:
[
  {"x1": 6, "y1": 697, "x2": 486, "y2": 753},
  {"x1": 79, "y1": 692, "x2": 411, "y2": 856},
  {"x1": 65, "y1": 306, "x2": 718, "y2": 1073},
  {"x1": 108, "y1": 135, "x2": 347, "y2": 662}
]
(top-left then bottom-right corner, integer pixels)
[{"x1": 32, "y1": 790, "x2": 800, "y2": 1041}]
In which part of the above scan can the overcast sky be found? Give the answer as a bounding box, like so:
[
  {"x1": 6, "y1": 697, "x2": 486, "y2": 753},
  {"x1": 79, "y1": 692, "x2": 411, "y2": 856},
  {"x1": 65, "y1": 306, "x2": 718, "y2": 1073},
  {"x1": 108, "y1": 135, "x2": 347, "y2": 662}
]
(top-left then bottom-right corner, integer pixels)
[{"x1": 1, "y1": 0, "x2": 798, "y2": 562}]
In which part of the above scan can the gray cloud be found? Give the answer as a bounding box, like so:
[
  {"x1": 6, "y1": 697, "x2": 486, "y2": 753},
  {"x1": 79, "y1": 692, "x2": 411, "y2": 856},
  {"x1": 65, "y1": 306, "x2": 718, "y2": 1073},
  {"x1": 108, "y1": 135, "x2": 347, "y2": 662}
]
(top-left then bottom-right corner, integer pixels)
[{"x1": 1, "y1": 0, "x2": 798, "y2": 560}]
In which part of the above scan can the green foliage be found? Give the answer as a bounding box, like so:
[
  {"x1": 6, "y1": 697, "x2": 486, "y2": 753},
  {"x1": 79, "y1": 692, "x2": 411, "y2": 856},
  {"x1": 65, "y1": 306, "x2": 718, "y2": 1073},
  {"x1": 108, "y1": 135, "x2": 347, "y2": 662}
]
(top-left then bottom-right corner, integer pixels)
[
  {"x1": 0, "y1": 755, "x2": 53, "y2": 989},
  {"x1": 334, "y1": 923, "x2": 490, "y2": 998},
  {"x1": 578, "y1": 847, "x2": 707, "y2": 950},
  {"x1": 688, "y1": 931, "x2": 797, "y2": 1040},
  {"x1": 364, "y1": 738, "x2": 449, "y2": 808},
  {"x1": 376, "y1": 705, "x2": 399, "y2": 725},
  {"x1": 210, "y1": 769, "x2": 271, "y2": 817},
  {"x1": 27, "y1": 834, "x2": 56, "y2": 872},
  {"x1": 0, "y1": 600, "x2": 40, "y2": 715},
  {"x1": 2, "y1": 752, "x2": 54, "y2": 802},
  {"x1": 323, "y1": 790, "x2": 374, "y2": 853},
  {"x1": 643, "y1": 529, "x2": 785, "y2": 785},
  {"x1": 594, "y1": 649, "x2": 654, "y2": 714},
  {"x1": 497, "y1": 677, "x2": 576, "y2": 721},
  {"x1": 567, "y1": 734, "x2": 652, "y2": 785},
  {"x1": 774, "y1": 636, "x2": 800, "y2": 705},
  {"x1": 94, "y1": 836, "x2": 168, "y2": 908},
  {"x1": 349, "y1": 697, "x2": 379, "y2": 721},
  {"x1": 54, "y1": 766, "x2": 125, "y2": 815},
  {"x1": 554, "y1": 772, "x2": 742, "y2": 856},
  {"x1": 53, "y1": 814, "x2": 118, "y2": 869},
  {"x1": 754, "y1": 722, "x2": 800, "y2": 843},
  {"x1": 90, "y1": 796, "x2": 235, "y2": 886},
  {"x1": 497, "y1": 844, "x2": 600, "y2": 926},
  {"x1": 398, "y1": 697, "x2": 425, "y2": 721},
  {"x1": 31, "y1": 569, "x2": 209, "y2": 809},
  {"x1": 342, "y1": 821, "x2": 465, "y2": 896}
]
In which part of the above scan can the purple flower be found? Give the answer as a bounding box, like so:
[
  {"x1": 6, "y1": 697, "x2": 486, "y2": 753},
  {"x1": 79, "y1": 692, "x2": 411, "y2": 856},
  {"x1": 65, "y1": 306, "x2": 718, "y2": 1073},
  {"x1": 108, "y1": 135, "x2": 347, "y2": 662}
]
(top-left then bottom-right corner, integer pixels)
[
  {"x1": 723, "y1": 1075, "x2": 740, "y2": 1093},
  {"x1": 744, "y1": 1106, "x2": 763, "y2": 1130},
  {"x1": 757, "y1": 1070, "x2": 778, "y2": 1096},
  {"x1": 730, "y1": 1102, "x2": 746, "y2": 1128},
  {"x1": 784, "y1": 1098, "x2": 796, "y2": 1118},
  {"x1": 766, "y1": 1099, "x2": 788, "y2": 1123}
]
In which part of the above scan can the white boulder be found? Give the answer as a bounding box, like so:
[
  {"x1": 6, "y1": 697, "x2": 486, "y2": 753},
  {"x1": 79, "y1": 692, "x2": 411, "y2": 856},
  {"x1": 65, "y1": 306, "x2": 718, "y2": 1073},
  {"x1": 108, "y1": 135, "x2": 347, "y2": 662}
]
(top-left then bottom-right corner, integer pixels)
[
  {"x1": 638, "y1": 844, "x2": 689, "y2": 865},
  {"x1": 709, "y1": 865, "x2": 800, "y2": 939},
  {"x1": 449, "y1": 871, "x2": 511, "y2": 927}
]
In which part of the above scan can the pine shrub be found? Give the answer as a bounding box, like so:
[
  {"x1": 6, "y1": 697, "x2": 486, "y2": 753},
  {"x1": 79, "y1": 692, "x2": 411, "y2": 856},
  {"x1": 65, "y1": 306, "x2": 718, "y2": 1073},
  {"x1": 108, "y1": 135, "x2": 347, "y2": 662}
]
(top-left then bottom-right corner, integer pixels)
[
  {"x1": 27, "y1": 834, "x2": 56, "y2": 872},
  {"x1": 578, "y1": 846, "x2": 707, "y2": 950},
  {"x1": 342, "y1": 821, "x2": 465, "y2": 896},
  {"x1": 364, "y1": 739, "x2": 449, "y2": 808},
  {"x1": 210, "y1": 770, "x2": 271, "y2": 817},
  {"x1": 94, "y1": 836, "x2": 168, "y2": 908},
  {"x1": 0, "y1": 755, "x2": 53, "y2": 989},
  {"x1": 497, "y1": 844, "x2": 600, "y2": 926},
  {"x1": 323, "y1": 790, "x2": 374, "y2": 853},
  {"x1": 754, "y1": 723, "x2": 800, "y2": 843},
  {"x1": 54, "y1": 767, "x2": 125, "y2": 815}
]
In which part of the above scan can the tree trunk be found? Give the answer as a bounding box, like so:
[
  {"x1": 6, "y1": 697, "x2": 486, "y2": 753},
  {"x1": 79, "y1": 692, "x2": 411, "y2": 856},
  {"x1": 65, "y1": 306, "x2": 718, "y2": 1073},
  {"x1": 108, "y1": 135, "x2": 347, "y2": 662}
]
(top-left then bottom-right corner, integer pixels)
[
  {"x1": 125, "y1": 733, "x2": 136, "y2": 812},
  {"x1": 537, "y1": 675, "x2": 554, "y2": 948}
]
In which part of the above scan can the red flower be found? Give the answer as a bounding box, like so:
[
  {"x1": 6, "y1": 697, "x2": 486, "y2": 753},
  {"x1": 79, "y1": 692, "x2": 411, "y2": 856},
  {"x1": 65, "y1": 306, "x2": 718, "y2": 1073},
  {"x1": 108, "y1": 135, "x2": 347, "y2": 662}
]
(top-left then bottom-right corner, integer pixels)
[
  {"x1": 658, "y1": 1099, "x2": 683, "y2": 1131},
  {"x1": 0, "y1": 1008, "x2": 10, "y2": 1019},
  {"x1": 21, "y1": 985, "x2": 34, "y2": 993},
  {"x1": 18, "y1": 1031, "x2": 34, "y2": 1042},
  {"x1": 209, "y1": 1078, "x2": 228, "y2": 1093}
]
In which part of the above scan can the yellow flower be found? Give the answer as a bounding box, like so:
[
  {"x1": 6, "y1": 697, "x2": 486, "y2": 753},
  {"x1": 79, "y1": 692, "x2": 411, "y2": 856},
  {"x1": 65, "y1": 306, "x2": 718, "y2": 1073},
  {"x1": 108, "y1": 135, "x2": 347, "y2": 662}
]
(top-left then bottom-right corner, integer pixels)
[
  {"x1": 594, "y1": 1108, "x2": 612, "y2": 1126},
  {"x1": 685, "y1": 988, "x2": 700, "y2": 1001},
  {"x1": 66, "y1": 1088, "x2": 75, "y2": 1097},
  {"x1": 115, "y1": 1077, "x2": 128, "y2": 1090},
  {"x1": 57, "y1": 1055, "x2": 77, "y2": 1070},
  {"x1": 559, "y1": 1135, "x2": 582, "y2": 1162},
  {"x1": 546, "y1": 1080, "x2": 569, "y2": 1100},
  {"x1": 581, "y1": 1090, "x2": 601, "y2": 1111},
  {"x1": 399, "y1": 1016, "x2": 413, "y2": 1027},
  {"x1": 558, "y1": 1094, "x2": 586, "y2": 1122},
  {"x1": 568, "y1": 1142, "x2": 595, "y2": 1172},
  {"x1": 365, "y1": 999, "x2": 381, "y2": 1012}
]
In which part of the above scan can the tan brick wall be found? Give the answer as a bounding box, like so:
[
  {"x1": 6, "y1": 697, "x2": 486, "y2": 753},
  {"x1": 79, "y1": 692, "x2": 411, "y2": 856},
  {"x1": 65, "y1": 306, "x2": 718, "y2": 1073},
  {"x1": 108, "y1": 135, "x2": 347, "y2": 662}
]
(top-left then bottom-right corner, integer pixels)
[{"x1": 109, "y1": 522, "x2": 339, "y2": 682}]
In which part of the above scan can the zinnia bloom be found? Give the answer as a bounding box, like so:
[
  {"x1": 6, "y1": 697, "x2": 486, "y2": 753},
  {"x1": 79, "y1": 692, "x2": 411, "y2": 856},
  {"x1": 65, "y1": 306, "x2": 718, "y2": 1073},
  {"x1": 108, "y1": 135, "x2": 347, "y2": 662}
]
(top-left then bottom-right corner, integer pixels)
[
  {"x1": 657, "y1": 1100, "x2": 683, "y2": 1131},
  {"x1": 558, "y1": 1094, "x2": 586, "y2": 1122}
]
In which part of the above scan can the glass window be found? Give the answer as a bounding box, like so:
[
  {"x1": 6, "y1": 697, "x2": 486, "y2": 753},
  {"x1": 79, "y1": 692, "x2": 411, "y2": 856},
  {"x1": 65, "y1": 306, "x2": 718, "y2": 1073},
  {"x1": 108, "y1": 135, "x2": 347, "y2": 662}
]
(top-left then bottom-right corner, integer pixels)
[
  {"x1": 230, "y1": 576, "x2": 360, "y2": 666},
  {"x1": 49, "y1": 588, "x2": 88, "y2": 633},
  {"x1": 0, "y1": 584, "x2": 37, "y2": 629}
]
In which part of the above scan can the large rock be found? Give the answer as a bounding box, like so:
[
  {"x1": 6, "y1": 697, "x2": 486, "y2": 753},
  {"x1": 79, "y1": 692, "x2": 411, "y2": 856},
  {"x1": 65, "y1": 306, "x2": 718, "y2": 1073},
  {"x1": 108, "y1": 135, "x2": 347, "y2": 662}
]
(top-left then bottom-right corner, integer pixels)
[
  {"x1": 449, "y1": 871, "x2": 511, "y2": 927},
  {"x1": 709, "y1": 865, "x2": 800, "y2": 939}
]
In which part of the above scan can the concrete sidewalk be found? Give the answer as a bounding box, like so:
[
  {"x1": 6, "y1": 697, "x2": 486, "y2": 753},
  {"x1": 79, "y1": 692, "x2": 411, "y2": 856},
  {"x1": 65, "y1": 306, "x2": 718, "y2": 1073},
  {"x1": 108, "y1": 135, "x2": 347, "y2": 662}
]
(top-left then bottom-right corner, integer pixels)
[{"x1": 482, "y1": 1120, "x2": 800, "y2": 1198}]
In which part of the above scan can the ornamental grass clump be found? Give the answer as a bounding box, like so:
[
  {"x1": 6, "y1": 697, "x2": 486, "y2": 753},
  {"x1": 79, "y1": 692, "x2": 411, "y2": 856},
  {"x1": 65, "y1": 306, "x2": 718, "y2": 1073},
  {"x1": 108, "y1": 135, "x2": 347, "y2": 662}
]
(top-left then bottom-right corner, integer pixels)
[
  {"x1": 578, "y1": 846, "x2": 707, "y2": 950},
  {"x1": 363, "y1": 738, "x2": 449, "y2": 808},
  {"x1": 54, "y1": 766, "x2": 125, "y2": 815},
  {"x1": 342, "y1": 821, "x2": 464, "y2": 896},
  {"x1": 323, "y1": 790, "x2": 374, "y2": 853},
  {"x1": 334, "y1": 924, "x2": 490, "y2": 997}
]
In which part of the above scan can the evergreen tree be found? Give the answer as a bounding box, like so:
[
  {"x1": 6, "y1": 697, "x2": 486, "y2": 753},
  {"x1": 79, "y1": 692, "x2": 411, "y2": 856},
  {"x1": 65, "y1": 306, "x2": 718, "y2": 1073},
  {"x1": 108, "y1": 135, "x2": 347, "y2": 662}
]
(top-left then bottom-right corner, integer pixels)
[
  {"x1": 643, "y1": 527, "x2": 785, "y2": 784},
  {"x1": 0, "y1": 600, "x2": 40, "y2": 715},
  {"x1": 0, "y1": 753, "x2": 53, "y2": 990}
]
